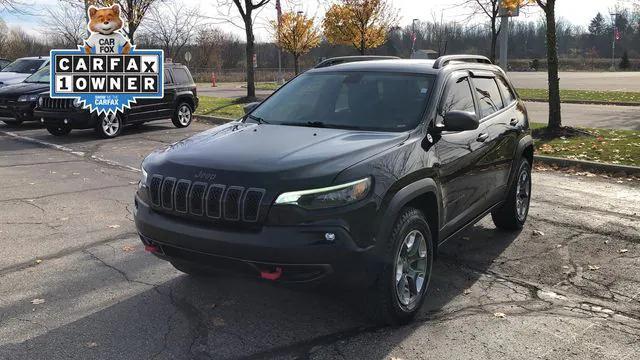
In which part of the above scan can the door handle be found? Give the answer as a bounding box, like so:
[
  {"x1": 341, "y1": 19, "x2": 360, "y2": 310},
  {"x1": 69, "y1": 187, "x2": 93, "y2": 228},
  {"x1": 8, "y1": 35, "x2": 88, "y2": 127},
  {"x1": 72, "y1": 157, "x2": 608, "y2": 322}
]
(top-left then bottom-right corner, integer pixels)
[
  {"x1": 477, "y1": 133, "x2": 489, "y2": 142},
  {"x1": 510, "y1": 118, "x2": 519, "y2": 126}
]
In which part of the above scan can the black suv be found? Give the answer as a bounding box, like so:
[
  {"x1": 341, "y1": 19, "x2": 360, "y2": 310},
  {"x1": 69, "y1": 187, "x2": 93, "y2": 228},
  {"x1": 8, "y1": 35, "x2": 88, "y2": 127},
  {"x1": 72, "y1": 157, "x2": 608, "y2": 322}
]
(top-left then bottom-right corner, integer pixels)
[
  {"x1": 134, "y1": 55, "x2": 533, "y2": 324},
  {"x1": 34, "y1": 63, "x2": 198, "y2": 138}
]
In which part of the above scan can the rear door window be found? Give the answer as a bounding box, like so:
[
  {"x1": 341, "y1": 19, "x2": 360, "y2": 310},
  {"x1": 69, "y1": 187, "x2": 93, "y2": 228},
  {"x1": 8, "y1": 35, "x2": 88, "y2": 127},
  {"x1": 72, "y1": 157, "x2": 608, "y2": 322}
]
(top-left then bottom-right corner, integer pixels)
[
  {"x1": 164, "y1": 70, "x2": 173, "y2": 85},
  {"x1": 473, "y1": 77, "x2": 503, "y2": 118},
  {"x1": 496, "y1": 76, "x2": 516, "y2": 105}
]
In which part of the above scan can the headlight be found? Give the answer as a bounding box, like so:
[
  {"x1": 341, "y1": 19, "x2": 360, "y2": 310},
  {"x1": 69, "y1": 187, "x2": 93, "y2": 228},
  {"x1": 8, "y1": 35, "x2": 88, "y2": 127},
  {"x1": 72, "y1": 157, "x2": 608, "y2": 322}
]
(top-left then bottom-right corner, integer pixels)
[
  {"x1": 73, "y1": 98, "x2": 82, "y2": 108},
  {"x1": 18, "y1": 94, "x2": 39, "y2": 102},
  {"x1": 139, "y1": 167, "x2": 148, "y2": 189},
  {"x1": 38, "y1": 97, "x2": 43, "y2": 106},
  {"x1": 274, "y1": 177, "x2": 371, "y2": 210}
]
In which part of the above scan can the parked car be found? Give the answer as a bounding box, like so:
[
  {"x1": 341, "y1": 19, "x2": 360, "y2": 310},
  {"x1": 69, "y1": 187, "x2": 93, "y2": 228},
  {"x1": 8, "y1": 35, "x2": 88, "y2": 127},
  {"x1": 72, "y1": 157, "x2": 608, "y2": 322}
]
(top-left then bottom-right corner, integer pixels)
[
  {"x1": 134, "y1": 55, "x2": 533, "y2": 324},
  {"x1": 34, "y1": 62, "x2": 198, "y2": 138},
  {"x1": 0, "y1": 58, "x2": 12, "y2": 71},
  {"x1": 0, "y1": 56, "x2": 49, "y2": 88},
  {"x1": 0, "y1": 67, "x2": 49, "y2": 126}
]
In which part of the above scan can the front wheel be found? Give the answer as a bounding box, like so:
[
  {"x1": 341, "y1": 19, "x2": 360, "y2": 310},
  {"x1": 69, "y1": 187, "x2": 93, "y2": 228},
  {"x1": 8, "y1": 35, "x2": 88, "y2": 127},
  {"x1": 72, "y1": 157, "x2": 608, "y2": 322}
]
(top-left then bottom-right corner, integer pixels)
[
  {"x1": 491, "y1": 158, "x2": 532, "y2": 230},
  {"x1": 171, "y1": 103, "x2": 193, "y2": 128},
  {"x1": 46, "y1": 124, "x2": 72, "y2": 136},
  {"x1": 95, "y1": 113, "x2": 123, "y2": 138},
  {"x1": 369, "y1": 207, "x2": 434, "y2": 325}
]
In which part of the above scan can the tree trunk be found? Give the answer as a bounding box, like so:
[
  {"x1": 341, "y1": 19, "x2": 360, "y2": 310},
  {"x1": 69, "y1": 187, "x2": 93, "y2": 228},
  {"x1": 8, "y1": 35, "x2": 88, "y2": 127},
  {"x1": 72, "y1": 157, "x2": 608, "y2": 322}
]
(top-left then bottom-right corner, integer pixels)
[
  {"x1": 544, "y1": 1, "x2": 562, "y2": 130},
  {"x1": 293, "y1": 54, "x2": 300, "y2": 75},
  {"x1": 360, "y1": 36, "x2": 366, "y2": 55},
  {"x1": 490, "y1": 18, "x2": 498, "y2": 63},
  {"x1": 244, "y1": 20, "x2": 256, "y2": 100}
]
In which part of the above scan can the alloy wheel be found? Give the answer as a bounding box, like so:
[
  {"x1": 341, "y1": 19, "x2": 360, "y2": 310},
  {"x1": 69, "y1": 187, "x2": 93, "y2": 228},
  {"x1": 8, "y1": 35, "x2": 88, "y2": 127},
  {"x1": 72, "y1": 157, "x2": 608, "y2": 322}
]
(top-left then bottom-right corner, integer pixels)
[
  {"x1": 515, "y1": 164, "x2": 531, "y2": 222},
  {"x1": 101, "y1": 113, "x2": 120, "y2": 137},
  {"x1": 394, "y1": 229, "x2": 428, "y2": 310},
  {"x1": 178, "y1": 105, "x2": 191, "y2": 126}
]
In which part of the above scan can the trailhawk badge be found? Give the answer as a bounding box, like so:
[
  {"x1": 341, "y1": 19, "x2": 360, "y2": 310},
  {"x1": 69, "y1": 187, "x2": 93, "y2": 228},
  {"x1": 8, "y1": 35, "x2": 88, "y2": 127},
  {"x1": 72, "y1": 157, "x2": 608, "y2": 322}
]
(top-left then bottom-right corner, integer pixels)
[{"x1": 49, "y1": 4, "x2": 163, "y2": 115}]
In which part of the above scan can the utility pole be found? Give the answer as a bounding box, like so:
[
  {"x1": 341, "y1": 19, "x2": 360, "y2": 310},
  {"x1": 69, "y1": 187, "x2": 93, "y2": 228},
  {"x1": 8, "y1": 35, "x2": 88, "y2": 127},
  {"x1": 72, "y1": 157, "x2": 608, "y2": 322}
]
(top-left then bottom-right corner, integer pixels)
[
  {"x1": 276, "y1": 0, "x2": 284, "y2": 84},
  {"x1": 498, "y1": 0, "x2": 520, "y2": 71},
  {"x1": 411, "y1": 19, "x2": 419, "y2": 55},
  {"x1": 610, "y1": 13, "x2": 619, "y2": 71}
]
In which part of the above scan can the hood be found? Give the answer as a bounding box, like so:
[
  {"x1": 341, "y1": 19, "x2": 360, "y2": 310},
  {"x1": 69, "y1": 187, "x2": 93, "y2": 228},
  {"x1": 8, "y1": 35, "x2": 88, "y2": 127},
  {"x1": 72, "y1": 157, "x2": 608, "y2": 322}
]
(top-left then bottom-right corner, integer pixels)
[
  {"x1": 0, "y1": 82, "x2": 48, "y2": 99},
  {"x1": 0, "y1": 72, "x2": 30, "y2": 87},
  {"x1": 144, "y1": 122, "x2": 408, "y2": 188}
]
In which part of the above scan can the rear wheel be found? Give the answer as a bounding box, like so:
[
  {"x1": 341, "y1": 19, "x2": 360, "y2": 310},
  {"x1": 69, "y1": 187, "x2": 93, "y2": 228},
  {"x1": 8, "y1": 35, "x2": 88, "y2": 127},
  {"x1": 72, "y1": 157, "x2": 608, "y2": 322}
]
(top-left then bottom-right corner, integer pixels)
[
  {"x1": 491, "y1": 158, "x2": 532, "y2": 230},
  {"x1": 2, "y1": 119, "x2": 23, "y2": 127},
  {"x1": 46, "y1": 124, "x2": 72, "y2": 136},
  {"x1": 369, "y1": 207, "x2": 433, "y2": 325},
  {"x1": 95, "y1": 113, "x2": 123, "y2": 138},
  {"x1": 171, "y1": 103, "x2": 193, "y2": 128}
]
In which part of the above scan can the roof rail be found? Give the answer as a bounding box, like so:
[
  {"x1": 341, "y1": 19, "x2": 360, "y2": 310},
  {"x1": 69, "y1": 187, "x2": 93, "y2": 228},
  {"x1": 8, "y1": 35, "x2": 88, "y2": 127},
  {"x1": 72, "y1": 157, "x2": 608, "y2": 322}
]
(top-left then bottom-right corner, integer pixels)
[
  {"x1": 433, "y1": 55, "x2": 492, "y2": 69},
  {"x1": 314, "y1": 56, "x2": 400, "y2": 69}
]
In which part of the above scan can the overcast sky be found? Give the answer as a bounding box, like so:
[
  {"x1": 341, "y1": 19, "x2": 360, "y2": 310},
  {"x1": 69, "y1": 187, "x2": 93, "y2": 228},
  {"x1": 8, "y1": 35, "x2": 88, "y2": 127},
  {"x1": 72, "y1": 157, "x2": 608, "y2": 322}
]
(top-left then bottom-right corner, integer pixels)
[{"x1": 0, "y1": 0, "x2": 633, "y2": 41}]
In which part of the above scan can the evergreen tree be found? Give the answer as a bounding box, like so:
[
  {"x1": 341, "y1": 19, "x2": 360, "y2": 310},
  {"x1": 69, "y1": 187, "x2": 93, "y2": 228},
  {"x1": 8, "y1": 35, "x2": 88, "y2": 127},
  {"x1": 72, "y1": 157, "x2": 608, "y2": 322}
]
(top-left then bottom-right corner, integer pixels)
[
  {"x1": 620, "y1": 50, "x2": 631, "y2": 69},
  {"x1": 588, "y1": 12, "x2": 605, "y2": 36}
]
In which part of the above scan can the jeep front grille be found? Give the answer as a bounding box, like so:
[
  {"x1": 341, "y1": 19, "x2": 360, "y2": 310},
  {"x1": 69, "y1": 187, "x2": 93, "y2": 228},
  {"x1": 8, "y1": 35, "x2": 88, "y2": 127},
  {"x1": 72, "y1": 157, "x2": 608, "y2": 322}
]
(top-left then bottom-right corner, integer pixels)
[
  {"x1": 41, "y1": 97, "x2": 73, "y2": 110},
  {"x1": 149, "y1": 175, "x2": 266, "y2": 223}
]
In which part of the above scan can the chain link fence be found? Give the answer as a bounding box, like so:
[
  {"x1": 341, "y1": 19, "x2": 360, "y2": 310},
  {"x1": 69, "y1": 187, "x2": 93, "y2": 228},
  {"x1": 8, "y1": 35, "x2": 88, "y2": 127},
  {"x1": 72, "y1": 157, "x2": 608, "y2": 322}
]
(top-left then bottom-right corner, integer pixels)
[{"x1": 188, "y1": 67, "x2": 300, "y2": 83}]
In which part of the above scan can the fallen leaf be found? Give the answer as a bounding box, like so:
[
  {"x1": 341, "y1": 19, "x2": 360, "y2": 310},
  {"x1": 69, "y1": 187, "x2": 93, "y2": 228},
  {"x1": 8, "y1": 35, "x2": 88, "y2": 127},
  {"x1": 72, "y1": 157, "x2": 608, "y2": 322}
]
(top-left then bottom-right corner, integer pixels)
[
  {"x1": 587, "y1": 265, "x2": 600, "y2": 271},
  {"x1": 59, "y1": 217, "x2": 69, "y2": 221},
  {"x1": 532, "y1": 230, "x2": 545, "y2": 236},
  {"x1": 108, "y1": 224, "x2": 120, "y2": 229},
  {"x1": 463, "y1": 289, "x2": 472, "y2": 295},
  {"x1": 31, "y1": 298, "x2": 45, "y2": 305},
  {"x1": 121, "y1": 244, "x2": 136, "y2": 252},
  {"x1": 86, "y1": 342, "x2": 98, "y2": 348},
  {"x1": 619, "y1": 249, "x2": 629, "y2": 254},
  {"x1": 35, "y1": 259, "x2": 42, "y2": 264},
  {"x1": 494, "y1": 312, "x2": 507, "y2": 318}
]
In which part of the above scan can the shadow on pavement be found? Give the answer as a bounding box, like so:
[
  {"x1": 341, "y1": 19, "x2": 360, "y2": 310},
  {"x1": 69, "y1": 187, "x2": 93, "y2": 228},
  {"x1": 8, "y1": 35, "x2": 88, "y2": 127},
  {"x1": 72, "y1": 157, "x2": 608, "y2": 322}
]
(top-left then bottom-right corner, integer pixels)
[{"x1": 0, "y1": 221, "x2": 521, "y2": 359}]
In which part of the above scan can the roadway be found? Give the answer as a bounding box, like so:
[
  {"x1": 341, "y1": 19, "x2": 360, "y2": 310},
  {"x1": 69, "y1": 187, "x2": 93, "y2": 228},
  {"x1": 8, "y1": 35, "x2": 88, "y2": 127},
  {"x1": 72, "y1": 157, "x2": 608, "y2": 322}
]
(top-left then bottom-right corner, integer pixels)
[{"x1": 1, "y1": 121, "x2": 639, "y2": 359}]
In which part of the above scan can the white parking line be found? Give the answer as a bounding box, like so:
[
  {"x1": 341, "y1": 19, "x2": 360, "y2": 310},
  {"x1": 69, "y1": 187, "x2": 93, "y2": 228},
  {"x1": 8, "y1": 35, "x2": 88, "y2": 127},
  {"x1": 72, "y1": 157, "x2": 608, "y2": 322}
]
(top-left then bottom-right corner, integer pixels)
[{"x1": 0, "y1": 130, "x2": 141, "y2": 173}]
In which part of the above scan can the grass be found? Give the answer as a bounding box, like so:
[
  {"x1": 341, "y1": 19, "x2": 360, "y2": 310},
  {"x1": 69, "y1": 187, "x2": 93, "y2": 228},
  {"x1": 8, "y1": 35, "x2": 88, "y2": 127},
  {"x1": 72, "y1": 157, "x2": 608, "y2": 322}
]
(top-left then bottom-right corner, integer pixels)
[
  {"x1": 518, "y1": 88, "x2": 640, "y2": 105},
  {"x1": 531, "y1": 123, "x2": 640, "y2": 166},
  {"x1": 195, "y1": 96, "x2": 245, "y2": 119}
]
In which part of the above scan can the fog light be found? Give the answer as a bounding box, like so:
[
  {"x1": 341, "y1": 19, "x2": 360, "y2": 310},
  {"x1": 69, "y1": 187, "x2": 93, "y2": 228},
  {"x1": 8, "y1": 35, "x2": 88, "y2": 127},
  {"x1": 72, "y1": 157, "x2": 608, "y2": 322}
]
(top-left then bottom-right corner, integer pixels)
[
  {"x1": 40, "y1": 118, "x2": 44, "y2": 123},
  {"x1": 63, "y1": 119, "x2": 68, "y2": 124},
  {"x1": 325, "y1": 233, "x2": 336, "y2": 242}
]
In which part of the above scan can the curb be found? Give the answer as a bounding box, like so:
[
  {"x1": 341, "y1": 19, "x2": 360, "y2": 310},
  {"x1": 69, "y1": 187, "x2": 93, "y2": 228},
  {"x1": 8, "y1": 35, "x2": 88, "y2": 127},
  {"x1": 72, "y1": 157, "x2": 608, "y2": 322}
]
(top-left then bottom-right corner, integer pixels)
[
  {"x1": 535, "y1": 155, "x2": 640, "y2": 176},
  {"x1": 194, "y1": 114, "x2": 235, "y2": 125},
  {"x1": 524, "y1": 98, "x2": 640, "y2": 107}
]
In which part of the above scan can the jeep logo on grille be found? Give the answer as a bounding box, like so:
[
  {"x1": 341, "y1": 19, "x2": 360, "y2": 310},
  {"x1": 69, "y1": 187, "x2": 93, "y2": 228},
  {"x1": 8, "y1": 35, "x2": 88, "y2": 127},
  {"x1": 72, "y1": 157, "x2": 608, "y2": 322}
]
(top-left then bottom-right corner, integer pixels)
[{"x1": 194, "y1": 170, "x2": 216, "y2": 181}]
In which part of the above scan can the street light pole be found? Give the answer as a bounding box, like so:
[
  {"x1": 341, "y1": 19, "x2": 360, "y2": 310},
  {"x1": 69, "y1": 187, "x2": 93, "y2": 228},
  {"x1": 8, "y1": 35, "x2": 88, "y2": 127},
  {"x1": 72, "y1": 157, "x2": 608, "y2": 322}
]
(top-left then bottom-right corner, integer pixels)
[
  {"x1": 610, "y1": 13, "x2": 619, "y2": 71},
  {"x1": 411, "y1": 19, "x2": 419, "y2": 54}
]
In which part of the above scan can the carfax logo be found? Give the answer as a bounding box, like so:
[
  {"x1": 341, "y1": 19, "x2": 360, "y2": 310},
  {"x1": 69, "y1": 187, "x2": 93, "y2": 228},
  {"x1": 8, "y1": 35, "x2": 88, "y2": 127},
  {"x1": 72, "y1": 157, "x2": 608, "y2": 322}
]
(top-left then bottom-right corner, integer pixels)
[{"x1": 50, "y1": 4, "x2": 163, "y2": 115}]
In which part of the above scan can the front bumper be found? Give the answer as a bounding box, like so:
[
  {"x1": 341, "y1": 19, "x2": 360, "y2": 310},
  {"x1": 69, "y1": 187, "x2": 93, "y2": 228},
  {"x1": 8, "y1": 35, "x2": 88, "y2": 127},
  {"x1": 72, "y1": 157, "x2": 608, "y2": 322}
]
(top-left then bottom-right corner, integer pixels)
[
  {"x1": 134, "y1": 195, "x2": 377, "y2": 284},
  {"x1": 0, "y1": 101, "x2": 37, "y2": 122},
  {"x1": 34, "y1": 108, "x2": 96, "y2": 129}
]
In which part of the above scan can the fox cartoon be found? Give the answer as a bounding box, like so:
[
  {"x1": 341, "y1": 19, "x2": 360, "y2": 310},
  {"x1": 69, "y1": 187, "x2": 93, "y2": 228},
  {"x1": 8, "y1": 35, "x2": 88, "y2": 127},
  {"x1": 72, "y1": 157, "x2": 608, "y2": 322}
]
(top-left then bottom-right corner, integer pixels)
[{"x1": 84, "y1": 4, "x2": 131, "y2": 55}]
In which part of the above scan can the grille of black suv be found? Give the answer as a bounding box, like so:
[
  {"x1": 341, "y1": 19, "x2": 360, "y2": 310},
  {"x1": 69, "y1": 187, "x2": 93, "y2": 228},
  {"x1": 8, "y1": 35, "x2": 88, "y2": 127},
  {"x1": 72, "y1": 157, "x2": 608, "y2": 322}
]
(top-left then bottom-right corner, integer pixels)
[
  {"x1": 41, "y1": 97, "x2": 73, "y2": 110},
  {"x1": 149, "y1": 175, "x2": 266, "y2": 223}
]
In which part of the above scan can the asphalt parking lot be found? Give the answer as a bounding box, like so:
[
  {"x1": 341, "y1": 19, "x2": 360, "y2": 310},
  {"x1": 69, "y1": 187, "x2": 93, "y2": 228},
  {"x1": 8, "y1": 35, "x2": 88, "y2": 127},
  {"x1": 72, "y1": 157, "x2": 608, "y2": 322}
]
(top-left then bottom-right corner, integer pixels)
[{"x1": 1, "y1": 121, "x2": 639, "y2": 359}]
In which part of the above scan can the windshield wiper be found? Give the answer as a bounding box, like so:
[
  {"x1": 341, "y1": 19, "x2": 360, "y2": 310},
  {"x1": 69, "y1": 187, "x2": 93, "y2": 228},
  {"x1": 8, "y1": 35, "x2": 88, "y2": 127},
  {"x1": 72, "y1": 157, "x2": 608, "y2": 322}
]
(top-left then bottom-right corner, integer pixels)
[
  {"x1": 281, "y1": 121, "x2": 364, "y2": 130},
  {"x1": 245, "y1": 114, "x2": 270, "y2": 125}
]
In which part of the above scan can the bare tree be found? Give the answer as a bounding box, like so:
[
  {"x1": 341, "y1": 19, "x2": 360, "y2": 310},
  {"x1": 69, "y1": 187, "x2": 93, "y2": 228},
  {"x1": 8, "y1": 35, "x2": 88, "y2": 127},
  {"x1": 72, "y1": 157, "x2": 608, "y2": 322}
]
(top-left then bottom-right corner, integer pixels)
[
  {"x1": 43, "y1": 2, "x2": 86, "y2": 47},
  {"x1": 0, "y1": 0, "x2": 30, "y2": 13},
  {"x1": 535, "y1": 0, "x2": 561, "y2": 130},
  {"x1": 140, "y1": 0, "x2": 201, "y2": 59},
  {"x1": 215, "y1": 0, "x2": 271, "y2": 100},
  {"x1": 459, "y1": 0, "x2": 502, "y2": 62}
]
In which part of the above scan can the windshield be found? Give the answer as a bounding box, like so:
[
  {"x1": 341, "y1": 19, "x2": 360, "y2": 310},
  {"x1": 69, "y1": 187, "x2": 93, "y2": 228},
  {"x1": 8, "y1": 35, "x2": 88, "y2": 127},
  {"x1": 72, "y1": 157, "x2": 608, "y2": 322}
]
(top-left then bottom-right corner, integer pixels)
[
  {"x1": 1, "y1": 59, "x2": 45, "y2": 74},
  {"x1": 24, "y1": 66, "x2": 50, "y2": 83},
  {"x1": 249, "y1": 71, "x2": 435, "y2": 132}
]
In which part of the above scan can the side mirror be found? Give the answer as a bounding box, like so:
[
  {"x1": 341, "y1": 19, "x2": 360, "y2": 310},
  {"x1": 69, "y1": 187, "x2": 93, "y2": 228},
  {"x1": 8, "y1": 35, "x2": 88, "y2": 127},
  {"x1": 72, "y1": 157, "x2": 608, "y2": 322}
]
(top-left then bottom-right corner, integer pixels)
[
  {"x1": 243, "y1": 102, "x2": 260, "y2": 114},
  {"x1": 443, "y1": 110, "x2": 479, "y2": 132}
]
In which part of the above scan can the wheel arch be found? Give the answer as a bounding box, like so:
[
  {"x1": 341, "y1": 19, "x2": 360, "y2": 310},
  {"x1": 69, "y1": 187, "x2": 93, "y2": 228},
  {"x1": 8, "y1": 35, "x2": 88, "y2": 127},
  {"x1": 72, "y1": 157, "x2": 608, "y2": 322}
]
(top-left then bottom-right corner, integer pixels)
[
  {"x1": 175, "y1": 94, "x2": 195, "y2": 110},
  {"x1": 376, "y1": 178, "x2": 442, "y2": 255}
]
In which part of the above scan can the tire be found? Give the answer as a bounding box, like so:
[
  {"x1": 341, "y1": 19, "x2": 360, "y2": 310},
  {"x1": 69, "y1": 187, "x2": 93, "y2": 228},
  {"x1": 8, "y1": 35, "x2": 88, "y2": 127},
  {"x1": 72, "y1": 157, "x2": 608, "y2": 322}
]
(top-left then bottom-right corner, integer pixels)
[
  {"x1": 491, "y1": 158, "x2": 532, "y2": 230},
  {"x1": 2, "y1": 119, "x2": 23, "y2": 127},
  {"x1": 95, "y1": 113, "x2": 123, "y2": 138},
  {"x1": 170, "y1": 260, "x2": 216, "y2": 277},
  {"x1": 172, "y1": 102, "x2": 193, "y2": 128},
  {"x1": 46, "y1": 124, "x2": 72, "y2": 136},
  {"x1": 369, "y1": 207, "x2": 434, "y2": 325}
]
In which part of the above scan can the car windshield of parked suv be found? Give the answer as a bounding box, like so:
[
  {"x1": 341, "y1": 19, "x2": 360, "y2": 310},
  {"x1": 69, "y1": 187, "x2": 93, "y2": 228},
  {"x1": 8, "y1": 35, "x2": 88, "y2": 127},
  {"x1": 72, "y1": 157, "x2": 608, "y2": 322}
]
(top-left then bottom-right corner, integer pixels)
[
  {"x1": 24, "y1": 67, "x2": 49, "y2": 83},
  {"x1": 249, "y1": 71, "x2": 435, "y2": 132},
  {"x1": 1, "y1": 59, "x2": 45, "y2": 73}
]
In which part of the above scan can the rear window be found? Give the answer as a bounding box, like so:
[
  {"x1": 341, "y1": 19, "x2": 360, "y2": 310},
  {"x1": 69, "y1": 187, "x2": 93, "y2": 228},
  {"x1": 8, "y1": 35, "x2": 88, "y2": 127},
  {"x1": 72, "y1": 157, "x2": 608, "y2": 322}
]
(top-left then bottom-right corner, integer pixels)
[
  {"x1": 171, "y1": 68, "x2": 193, "y2": 85},
  {"x1": 1, "y1": 59, "x2": 45, "y2": 74},
  {"x1": 473, "y1": 77, "x2": 503, "y2": 118}
]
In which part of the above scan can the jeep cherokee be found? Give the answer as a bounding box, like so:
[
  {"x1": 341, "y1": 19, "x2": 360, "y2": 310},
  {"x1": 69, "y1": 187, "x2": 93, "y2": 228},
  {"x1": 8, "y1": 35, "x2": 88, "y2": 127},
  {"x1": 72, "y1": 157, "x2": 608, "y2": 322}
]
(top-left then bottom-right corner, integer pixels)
[
  {"x1": 34, "y1": 62, "x2": 198, "y2": 138},
  {"x1": 134, "y1": 55, "x2": 534, "y2": 324}
]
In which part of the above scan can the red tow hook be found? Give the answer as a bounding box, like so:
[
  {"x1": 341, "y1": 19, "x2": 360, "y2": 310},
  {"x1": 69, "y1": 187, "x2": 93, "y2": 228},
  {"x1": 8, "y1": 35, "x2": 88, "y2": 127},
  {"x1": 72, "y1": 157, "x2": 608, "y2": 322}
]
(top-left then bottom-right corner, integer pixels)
[
  {"x1": 144, "y1": 244, "x2": 160, "y2": 253},
  {"x1": 260, "y1": 267, "x2": 283, "y2": 281}
]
